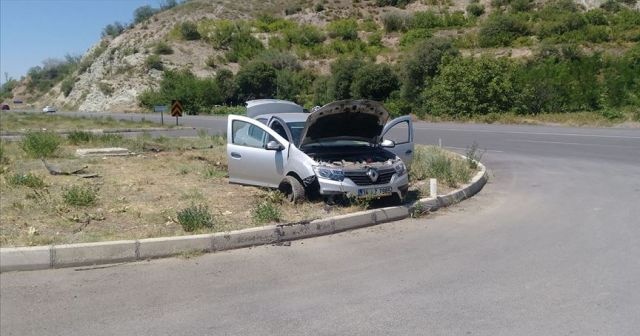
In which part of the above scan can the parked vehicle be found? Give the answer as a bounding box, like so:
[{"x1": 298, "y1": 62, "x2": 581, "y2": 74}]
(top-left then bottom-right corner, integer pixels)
[
  {"x1": 1, "y1": 104, "x2": 9, "y2": 110},
  {"x1": 42, "y1": 106, "x2": 56, "y2": 113},
  {"x1": 227, "y1": 99, "x2": 414, "y2": 203}
]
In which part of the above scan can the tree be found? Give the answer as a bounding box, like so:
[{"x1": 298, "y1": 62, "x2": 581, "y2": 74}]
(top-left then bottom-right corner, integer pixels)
[
  {"x1": 134, "y1": 5, "x2": 156, "y2": 24},
  {"x1": 215, "y1": 69, "x2": 237, "y2": 105},
  {"x1": 400, "y1": 37, "x2": 459, "y2": 102},
  {"x1": 102, "y1": 22, "x2": 126, "y2": 38},
  {"x1": 350, "y1": 63, "x2": 400, "y2": 101},
  {"x1": 327, "y1": 58, "x2": 364, "y2": 100},
  {"x1": 235, "y1": 61, "x2": 277, "y2": 101}
]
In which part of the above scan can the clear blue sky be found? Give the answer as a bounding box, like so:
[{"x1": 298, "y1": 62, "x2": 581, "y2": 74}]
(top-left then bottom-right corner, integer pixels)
[{"x1": 0, "y1": 0, "x2": 160, "y2": 85}]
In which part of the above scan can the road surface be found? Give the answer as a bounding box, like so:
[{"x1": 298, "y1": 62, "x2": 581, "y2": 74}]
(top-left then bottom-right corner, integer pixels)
[{"x1": 1, "y1": 114, "x2": 639, "y2": 335}]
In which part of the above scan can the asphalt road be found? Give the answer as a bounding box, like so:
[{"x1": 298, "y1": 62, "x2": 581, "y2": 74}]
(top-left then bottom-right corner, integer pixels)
[{"x1": 2, "y1": 113, "x2": 640, "y2": 335}]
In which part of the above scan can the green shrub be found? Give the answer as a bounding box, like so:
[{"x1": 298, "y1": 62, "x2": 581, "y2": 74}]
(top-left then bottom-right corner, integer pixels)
[
  {"x1": 467, "y1": 3, "x2": 485, "y2": 17},
  {"x1": 421, "y1": 57, "x2": 520, "y2": 117},
  {"x1": 351, "y1": 63, "x2": 400, "y2": 101},
  {"x1": 133, "y1": 5, "x2": 156, "y2": 24},
  {"x1": 314, "y1": 3, "x2": 325, "y2": 12},
  {"x1": 600, "y1": 108, "x2": 624, "y2": 120},
  {"x1": 400, "y1": 37, "x2": 458, "y2": 103},
  {"x1": 326, "y1": 58, "x2": 365, "y2": 100},
  {"x1": 7, "y1": 173, "x2": 46, "y2": 189},
  {"x1": 327, "y1": 19, "x2": 359, "y2": 40},
  {"x1": 411, "y1": 10, "x2": 442, "y2": 29},
  {"x1": 367, "y1": 32, "x2": 383, "y2": 47},
  {"x1": 102, "y1": 21, "x2": 126, "y2": 38},
  {"x1": 225, "y1": 33, "x2": 264, "y2": 62},
  {"x1": 63, "y1": 185, "x2": 98, "y2": 207},
  {"x1": 478, "y1": 14, "x2": 530, "y2": 47},
  {"x1": 145, "y1": 55, "x2": 163, "y2": 70},
  {"x1": 177, "y1": 204, "x2": 214, "y2": 232},
  {"x1": 67, "y1": 131, "x2": 96, "y2": 145},
  {"x1": 399, "y1": 28, "x2": 432, "y2": 47},
  {"x1": 252, "y1": 201, "x2": 281, "y2": 223},
  {"x1": 382, "y1": 11, "x2": 410, "y2": 32},
  {"x1": 21, "y1": 131, "x2": 62, "y2": 158},
  {"x1": 180, "y1": 21, "x2": 201, "y2": 40},
  {"x1": 61, "y1": 78, "x2": 74, "y2": 97},
  {"x1": 154, "y1": 42, "x2": 173, "y2": 55},
  {"x1": 283, "y1": 24, "x2": 325, "y2": 47},
  {"x1": 235, "y1": 61, "x2": 277, "y2": 101}
]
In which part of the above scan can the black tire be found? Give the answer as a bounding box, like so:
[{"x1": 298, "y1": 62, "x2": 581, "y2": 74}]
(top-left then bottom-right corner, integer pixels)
[{"x1": 279, "y1": 176, "x2": 306, "y2": 204}]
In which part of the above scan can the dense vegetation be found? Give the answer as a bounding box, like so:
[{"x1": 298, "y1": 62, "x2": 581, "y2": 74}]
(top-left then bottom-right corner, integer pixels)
[{"x1": 137, "y1": 0, "x2": 639, "y2": 122}]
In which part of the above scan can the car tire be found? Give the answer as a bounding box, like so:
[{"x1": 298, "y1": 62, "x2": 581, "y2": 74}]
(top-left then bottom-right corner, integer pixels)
[{"x1": 279, "y1": 176, "x2": 306, "y2": 204}]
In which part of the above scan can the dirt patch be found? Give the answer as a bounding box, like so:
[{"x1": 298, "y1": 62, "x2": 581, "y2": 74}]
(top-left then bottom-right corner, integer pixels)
[{"x1": 1, "y1": 130, "x2": 478, "y2": 247}]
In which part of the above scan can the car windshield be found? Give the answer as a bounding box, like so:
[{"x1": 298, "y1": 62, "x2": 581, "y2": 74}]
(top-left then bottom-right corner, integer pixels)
[
  {"x1": 302, "y1": 138, "x2": 372, "y2": 148},
  {"x1": 286, "y1": 122, "x2": 306, "y2": 146}
]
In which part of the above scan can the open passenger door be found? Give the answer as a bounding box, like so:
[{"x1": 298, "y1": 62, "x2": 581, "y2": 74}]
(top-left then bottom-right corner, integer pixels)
[{"x1": 381, "y1": 115, "x2": 414, "y2": 169}]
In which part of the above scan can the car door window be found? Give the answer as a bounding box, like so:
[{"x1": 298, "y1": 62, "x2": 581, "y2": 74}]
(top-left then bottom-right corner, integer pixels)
[
  {"x1": 270, "y1": 121, "x2": 289, "y2": 141},
  {"x1": 384, "y1": 120, "x2": 410, "y2": 144},
  {"x1": 232, "y1": 120, "x2": 266, "y2": 148}
]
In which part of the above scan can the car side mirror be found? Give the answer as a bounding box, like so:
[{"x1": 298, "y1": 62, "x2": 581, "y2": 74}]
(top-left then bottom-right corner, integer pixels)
[
  {"x1": 381, "y1": 139, "x2": 395, "y2": 148},
  {"x1": 266, "y1": 140, "x2": 284, "y2": 151}
]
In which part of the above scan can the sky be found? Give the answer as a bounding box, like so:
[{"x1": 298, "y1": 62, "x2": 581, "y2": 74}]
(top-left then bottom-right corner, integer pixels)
[{"x1": 0, "y1": 0, "x2": 159, "y2": 85}]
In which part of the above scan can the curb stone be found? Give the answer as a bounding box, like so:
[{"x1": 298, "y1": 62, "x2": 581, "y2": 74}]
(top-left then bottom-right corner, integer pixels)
[{"x1": 0, "y1": 161, "x2": 487, "y2": 272}]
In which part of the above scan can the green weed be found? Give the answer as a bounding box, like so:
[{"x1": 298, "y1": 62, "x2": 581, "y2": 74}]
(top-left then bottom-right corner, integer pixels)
[
  {"x1": 63, "y1": 185, "x2": 98, "y2": 206},
  {"x1": 7, "y1": 173, "x2": 46, "y2": 189},
  {"x1": 21, "y1": 131, "x2": 62, "y2": 158},
  {"x1": 176, "y1": 204, "x2": 214, "y2": 232}
]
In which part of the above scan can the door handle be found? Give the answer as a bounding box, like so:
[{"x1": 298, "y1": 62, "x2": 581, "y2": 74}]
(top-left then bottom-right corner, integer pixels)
[
  {"x1": 231, "y1": 152, "x2": 241, "y2": 158},
  {"x1": 405, "y1": 150, "x2": 413, "y2": 154}
]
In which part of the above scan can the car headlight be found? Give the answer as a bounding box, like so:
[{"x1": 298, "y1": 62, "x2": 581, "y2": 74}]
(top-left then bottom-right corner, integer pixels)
[
  {"x1": 313, "y1": 166, "x2": 345, "y2": 181},
  {"x1": 394, "y1": 162, "x2": 407, "y2": 176}
]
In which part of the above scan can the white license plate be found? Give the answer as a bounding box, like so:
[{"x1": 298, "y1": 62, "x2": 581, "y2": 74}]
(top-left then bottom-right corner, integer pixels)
[{"x1": 357, "y1": 186, "x2": 392, "y2": 197}]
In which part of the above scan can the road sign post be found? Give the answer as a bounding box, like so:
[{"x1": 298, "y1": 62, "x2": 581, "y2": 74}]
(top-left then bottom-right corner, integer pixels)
[
  {"x1": 171, "y1": 100, "x2": 183, "y2": 126},
  {"x1": 154, "y1": 105, "x2": 167, "y2": 125}
]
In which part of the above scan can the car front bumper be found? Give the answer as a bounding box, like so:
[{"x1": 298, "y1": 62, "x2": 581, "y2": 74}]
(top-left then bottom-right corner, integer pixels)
[{"x1": 316, "y1": 173, "x2": 409, "y2": 198}]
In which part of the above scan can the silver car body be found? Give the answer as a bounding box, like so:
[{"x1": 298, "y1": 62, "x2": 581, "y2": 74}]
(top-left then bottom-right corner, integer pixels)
[{"x1": 226, "y1": 99, "x2": 414, "y2": 199}]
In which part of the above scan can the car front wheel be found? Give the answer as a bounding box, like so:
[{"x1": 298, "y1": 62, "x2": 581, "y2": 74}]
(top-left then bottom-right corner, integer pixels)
[{"x1": 279, "y1": 176, "x2": 305, "y2": 204}]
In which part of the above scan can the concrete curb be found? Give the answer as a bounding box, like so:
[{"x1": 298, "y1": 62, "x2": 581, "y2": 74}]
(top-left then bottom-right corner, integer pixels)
[
  {"x1": 0, "y1": 161, "x2": 487, "y2": 272},
  {"x1": 0, "y1": 127, "x2": 194, "y2": 136}
]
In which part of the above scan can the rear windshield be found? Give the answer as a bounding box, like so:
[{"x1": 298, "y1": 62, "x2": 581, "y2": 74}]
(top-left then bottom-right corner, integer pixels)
[{"x1": 287, "y1": 122, "x2": 306, "y2": 146}]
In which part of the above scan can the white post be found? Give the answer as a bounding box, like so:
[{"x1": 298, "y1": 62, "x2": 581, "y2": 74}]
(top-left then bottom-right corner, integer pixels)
[
  {"x1": 438, "y1": 138, "x2": 442, "y2": 147},
  {"x1": 430, "y1": 178, "x2": 438, "y2": 198}
]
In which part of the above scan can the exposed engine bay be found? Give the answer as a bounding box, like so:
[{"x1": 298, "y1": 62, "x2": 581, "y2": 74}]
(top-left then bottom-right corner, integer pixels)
[{"x1": 304, "y1": 146, "x2": 398, "y2": 168}]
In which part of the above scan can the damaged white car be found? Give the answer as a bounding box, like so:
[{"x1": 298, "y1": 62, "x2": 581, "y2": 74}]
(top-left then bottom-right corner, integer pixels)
[{"x1": 227, "y1": 99, "x2": 414, "y2": 203}]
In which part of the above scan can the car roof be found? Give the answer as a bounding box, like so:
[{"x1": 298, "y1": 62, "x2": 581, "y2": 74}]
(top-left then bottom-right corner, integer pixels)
[
  {"x1": 255, "y1": 112, "x2": 309, "y2": 123},
  {"x1": 246, "y1": 99, "x2": 304, "y2": 118}
]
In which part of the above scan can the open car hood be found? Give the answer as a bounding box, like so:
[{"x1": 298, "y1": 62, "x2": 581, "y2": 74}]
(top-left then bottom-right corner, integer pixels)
[{"x1": 299, "y1": 100, "x2": 390, "y2": 148}]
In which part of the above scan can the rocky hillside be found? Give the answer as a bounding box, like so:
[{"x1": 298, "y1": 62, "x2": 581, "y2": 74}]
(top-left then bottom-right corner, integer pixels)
[{"x1": 4, "y1": 0, "x2": 638, "y2": 113}]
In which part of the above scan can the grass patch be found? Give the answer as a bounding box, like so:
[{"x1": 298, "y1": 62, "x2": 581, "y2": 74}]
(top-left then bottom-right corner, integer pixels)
[
  {"x1": 0, "y1": 113, "x2": 165, "y2": 132},
  {"x1": 67, "y1": 130, "x2": 96, "y2": 145},
  {"x1": 6, "y1": 173, "x2": 46, "y2": 189},
  {"x1": 252, "y1": 198, "x2": 282, "y2": 224},
  {"x1": 63, "y1": 185, "x2": 98, "y2": 207},
  {"x1": 410, "y1": 145, "x2": 473, "y2": 188},
  {"x1": 21, "y1": 131, "x2": 62, "y2": 158},
  {"x1": 176, "y1": 204, "x2": 214, "y2": 232}
]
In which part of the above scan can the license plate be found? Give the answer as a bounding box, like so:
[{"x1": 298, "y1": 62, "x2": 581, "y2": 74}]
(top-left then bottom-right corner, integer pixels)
[{"x1": 357, "y1": 186, "x2": 392, "y2": 197}]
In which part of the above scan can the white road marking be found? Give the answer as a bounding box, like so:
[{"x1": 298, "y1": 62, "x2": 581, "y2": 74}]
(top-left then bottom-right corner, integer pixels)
[
  {"x1": 413, "y1": 126, "x2": 640, "y2": 140},
  {"x1": 509, "y1": 139, "x2": 640, "y2": 149},
  {"x1": 444, "y1": 146, "x2": 504, "y2": 153}
]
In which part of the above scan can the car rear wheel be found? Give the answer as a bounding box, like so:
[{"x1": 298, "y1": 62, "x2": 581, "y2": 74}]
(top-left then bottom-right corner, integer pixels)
[{"x1": 279, "y1": 176, "x2": 305, "y2": 204}]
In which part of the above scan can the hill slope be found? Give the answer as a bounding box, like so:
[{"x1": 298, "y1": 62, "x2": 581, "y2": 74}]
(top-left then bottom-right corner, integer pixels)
[{"x1": 3, "y1": 0, "x2": 639, "y2": 117}]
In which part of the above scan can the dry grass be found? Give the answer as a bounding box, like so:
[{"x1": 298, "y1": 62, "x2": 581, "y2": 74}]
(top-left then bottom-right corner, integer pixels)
[
  {"x1": 0, "y1": 131, "x2": 478, "y2": 247},
  {"x1": 0, "y1": 135, "x2": 355, "y2": 247},
  {"x1": 419, "y1": 111, "x2": 640, "y2": 128},
  {"x1": 0, "y1": 112, "x2": 166, "y2": 132}
]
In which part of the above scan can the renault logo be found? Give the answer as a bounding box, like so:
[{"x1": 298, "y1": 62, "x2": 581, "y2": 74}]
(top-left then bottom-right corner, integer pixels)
[{"x1": 366, "y1": 168, "x2": 379, "y2": 182}]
